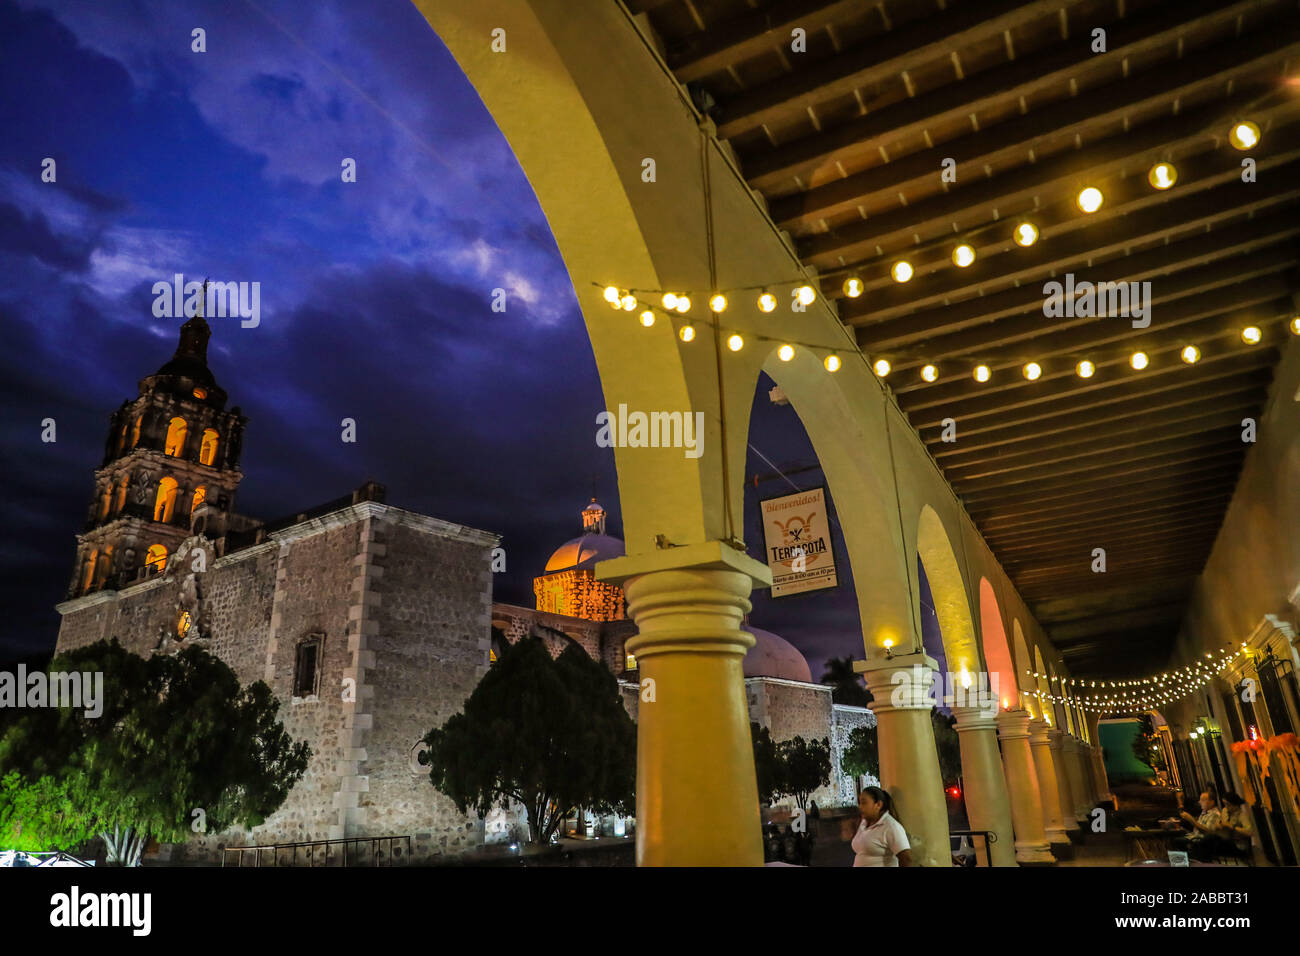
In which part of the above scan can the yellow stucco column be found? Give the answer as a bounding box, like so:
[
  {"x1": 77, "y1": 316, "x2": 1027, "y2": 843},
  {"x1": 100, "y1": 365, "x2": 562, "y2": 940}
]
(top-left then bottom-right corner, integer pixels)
[
  {"x1": 1047, "y1": 728, "x2": 1082, "y2": 832},
  {"x1": 996, "y1": 710, "x2": 1054, "y2": 864},
  {"x1": 951, "y1": 706, "x2": 1018, "y2": 866},
  {"x1": 1029, "y1": 718, "x2": 1071, "y2": 847},
  {"x1": 1090, "y1": 744, "x2": 1113, "y2": 803},
  {"x1": 858, "y1": 653, "x2": 951, "y2": 867},
  {"x1": 1061, "y1": 735, "x2": 1092, "y2": 823},
  {"x1": 600, "y1": 541, "x2": 770, "y2": 866}
]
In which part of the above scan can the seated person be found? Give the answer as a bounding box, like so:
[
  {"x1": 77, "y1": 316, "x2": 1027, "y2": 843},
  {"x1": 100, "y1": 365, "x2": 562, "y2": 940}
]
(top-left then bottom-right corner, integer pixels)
[
  {"x1": 1171, "y1": 790, "x2": 1226, "y2": 861},
  {"x1": 1216, "y1": 792, "x2": 1254, "y2": 857}
]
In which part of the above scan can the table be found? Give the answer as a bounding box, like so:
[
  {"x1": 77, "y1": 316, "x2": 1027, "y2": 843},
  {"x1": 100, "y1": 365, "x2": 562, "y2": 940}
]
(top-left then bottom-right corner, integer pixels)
[{"x1": 1121, "y1": 827, "x2": 1183, "y2": 861}]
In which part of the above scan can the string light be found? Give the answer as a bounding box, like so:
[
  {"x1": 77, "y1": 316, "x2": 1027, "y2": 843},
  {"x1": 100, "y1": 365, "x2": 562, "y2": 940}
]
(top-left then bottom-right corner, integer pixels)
[
  {"x1": 1229, "y1": 121, "x2": 1260, "y2": 150},
  {"x1": 1148, "y1": 162, "x2": 1177, "y2": 189},
  {"x1": 952, "y1": 244, "x2": 976, "y2": 268},
  {"x1": 679, "y1": 325, "x2": 695, "y2": 343},
  {"x1": 973, "y1": 364, "x2": 991, "y2": 383},
  {"x1": 661, "y1": 292, "x2": 679, "y2": 310},
  {"x1": 1130, "y1": 351, "x2": 1149, "y2": 370},
  {"x1": 921, "y1": 364, "x2": 939, "y2": 382},
  {"x1": 1023, "y1": 361, "x2": 1042, "y2": 381},
  {"x1": 794, "y1": 285, "x2": 816, "y2": 306},
  {"x1": 891, "y1": 261, "x2": 913, "y2": 283},
  {"x1": 873, "y1": 358, "x2": 891, "y2": 377},
  {"x1": 603, "y1": 286, "x2": 621, "y2": 305},
  {"x1": 1290, "y1": 316, "x2": 1300, "y2": 335},
  {"x1": 1014, "y1": 222, "x2": 1039, "y2": 247},
  {"x1": 1241, "y1": 325, "x2": 1261, "y2": 344},
  {"x1": 674, "y1": 295, "x2": 691, "y2": 314},
  {"x1": 1180, "y1": 344, "x2": 1200, "y2": 364},
  {"x1": 824, "y1": 354, "x2": 841, "y2": 372},
  {"x1": 758, "y1": 291, "x2": 777, "y2": 313},
  {"x1": 709, "y1": 293, "x2": 727, "y2": 313},
  {"x1": 1076, "y1": 359, "x2": 1095, "y2": 378},
  {"x1": 727, "y1": 333, "x2": 744, "y2": 351},
  {"x1": 1076, "y1": 187, "x2": 1104, "y2": 213},
  {"x1": 639, "y1": 310, "x2": 655, "y2": 328},
  {"x1": 778, "y1": 344, "x2": 795, "y2": 361},
  {"x1": 620, "y1": 294, "x2": 637, "y2": 312},
  {"x1": 843, "y1": 277, "x2": 863, "y2": 298}
]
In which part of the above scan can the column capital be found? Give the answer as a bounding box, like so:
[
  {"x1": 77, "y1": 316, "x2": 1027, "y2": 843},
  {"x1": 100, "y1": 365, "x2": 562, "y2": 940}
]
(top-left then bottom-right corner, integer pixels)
[
  {"x1": 996, "y1": 709, "x2": 1032, "y2": 741},
  {"x1": 597, "y1": 539, "x2": 771, "y2": 587},
  {"x1": 856, "y1": 652, "x2": 938, "y2": 713},
  {"x1": 1027, "y1": 718, "x2": 1052, "y2": 745},
  {"x1": 951, "y1": 704, "x2": 999, "y2": 733}
]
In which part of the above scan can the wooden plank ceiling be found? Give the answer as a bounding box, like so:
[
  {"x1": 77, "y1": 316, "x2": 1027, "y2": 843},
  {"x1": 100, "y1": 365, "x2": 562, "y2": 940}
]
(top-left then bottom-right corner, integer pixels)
[{"x1": 629, "y1": 0, "x2": 1300, "y2": 677}]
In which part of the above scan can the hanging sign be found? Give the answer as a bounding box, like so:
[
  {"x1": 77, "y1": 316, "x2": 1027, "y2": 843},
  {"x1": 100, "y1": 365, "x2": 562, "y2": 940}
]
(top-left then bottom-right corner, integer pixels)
[{"x1": 760, "y1": 487, "x2": 838, "y2": 598}]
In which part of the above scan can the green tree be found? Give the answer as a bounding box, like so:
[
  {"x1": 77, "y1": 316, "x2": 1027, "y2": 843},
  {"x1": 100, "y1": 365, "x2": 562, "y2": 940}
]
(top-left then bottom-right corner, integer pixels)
[
  {"x1": 750, "y1": 723, "x2": 782, "y2": 805},
  {"x1": 1132, "y1": 714, "x2": 1166, "y2": 773},
  {"x1": 774, "y1": 736, "x2": 832, "y2": 811},
  {"x1": 932, "y1": 708, "x2": 962, "y2": 787},
  {"x1": 0, "y1": 639, "x2": 310, "y2": 865},
  {"x1": 819, "y1": 656, "x2": 872, "y2": 707},
  {"x1": 422, "y1": 636, "x2": 635, "y2": 846},
  {"x1": 842, "y1": 724, "x2": 879, "y2": 785}
]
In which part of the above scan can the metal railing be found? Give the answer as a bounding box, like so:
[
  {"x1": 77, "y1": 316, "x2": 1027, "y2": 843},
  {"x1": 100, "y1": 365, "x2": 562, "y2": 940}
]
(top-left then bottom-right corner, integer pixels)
[
  {"x1": 221, "y1": 835, "x2": 411, "y2": 867},
  {"x1": 949, "y1": 829, "x2": 998, "y2": 867}
]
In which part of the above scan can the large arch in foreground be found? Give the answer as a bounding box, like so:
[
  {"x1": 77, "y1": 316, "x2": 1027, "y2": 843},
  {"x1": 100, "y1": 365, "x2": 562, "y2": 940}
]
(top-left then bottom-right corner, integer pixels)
[{"x1": 413, "y1": 0, "x2": 1059, "y2": 865}]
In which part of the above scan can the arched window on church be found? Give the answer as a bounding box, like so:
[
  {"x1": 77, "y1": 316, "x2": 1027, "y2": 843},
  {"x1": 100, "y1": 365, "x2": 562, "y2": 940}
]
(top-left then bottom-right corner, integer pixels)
[
  {"x1": 191, "y1": 485, "x2": 206, "y2": 514},
  {"x1": 116, "y1": 421, "x2": 128, "y2": 456},
  {"x1": 114, "y1": 477, "x2": 129, "y2": 515},
  {"x1": 97, "y1": 486, "x2": 112, "y2": 520},
  {"x1": 95, "y1": 547, "x2": 114, "y2": 588},
  {"x1": 154, "y1": 476, "x2": 179, "y2": 523},
  {"x1": 82, "y1": 549, "x2": 98, "y2": 593},
  {"x1": 164, "y1": 417, "x2": 188, "y2": 457},
  {"x1": 199, "y1": 428, "x2": 219, "y2": 466},
  {"x1": 131, "y1": 415, "x2": 142, "y2": 448},
  {"x1": 145, "y1": 544, "x2": 168, "y2": 574}
]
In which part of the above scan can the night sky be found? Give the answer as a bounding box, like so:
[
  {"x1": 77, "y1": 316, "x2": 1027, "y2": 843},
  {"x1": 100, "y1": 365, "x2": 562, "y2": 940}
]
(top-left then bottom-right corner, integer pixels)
[{"x1": 0, "y1": 0, "x2": 941, "y2": 678}]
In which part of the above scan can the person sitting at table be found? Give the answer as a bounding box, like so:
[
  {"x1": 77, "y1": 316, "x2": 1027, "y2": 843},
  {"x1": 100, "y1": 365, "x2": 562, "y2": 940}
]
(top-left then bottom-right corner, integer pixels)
[
  {"x1": 1216, "y1": 791, "x2": 1254, "y2": 858},
  {"x1": 1171, "y1": 790, "x2": 1224, "y2": 861}
]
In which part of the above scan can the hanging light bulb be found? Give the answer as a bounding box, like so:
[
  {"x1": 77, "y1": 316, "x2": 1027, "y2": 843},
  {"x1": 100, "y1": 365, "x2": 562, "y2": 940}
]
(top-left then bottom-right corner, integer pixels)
[
  {"x1": 1241, "y1": 326, "x2": 1261, "y2": 344},
  {"x1": 795, "y1": 284, "x2": 816, "y2": 306},
  {"x1": 873, "y1": 358, "x2": 891, "y2": 377},
  {"x1": 824, "y1": 354, "x2": 841, "y2": 372},
  {"x1": 639, "y1": 310, "x2": 655, "y2": 328},
  {"x1": 843, "y1": 277, "x2": 864, "y2": 298},
  {"x1": 758, "y1": 291, "x2": 777, "y2": 313},
  {"x1": 778, "y1": 344, "x2": 795, "y2": 361},
  {"x1": 952, "y1": 244, "x2": 976, "y2": 268},
  {"x1": 891, "y1": 261, "x2": 913, "y2": 283},
  {"x1": 1076, "y1": 359, "x2": 1095, "y2": 378},
  {"x1": 1023, "y1": 362, "x2": 1042, "y2": 381},
  {"x1": 973, "y1": 364, "x2": 991, "y2": 383},
  {"x1": 679, "y1": 324, "x2": 695, "y2": 343},
  {"x1": 1290, "y1": 316, "x2": 1300, "y2": 336},
  {"x1": 619, "y1": 294, "x2": 637, "y2": 312},
  {"x1": 1180, "y1": 344, "x2": 1200, "y2": 364},
  {"x1": 1014, "y1": 222, "x2": 1039, "y2": 247},
  {"x1": 661, "y1": 292, "x2": 678, "y2": 310},
  {"x1": 727, "y1": 333, "x2": 744, "y2": 351},
  {"x1": 1076, "y1": 187, "x2": 1104, "y2": 213},
  {"x1": 674, "y1": 295, "x2": 691, "y2": 314},
  {"x1": 920, "y1": 364, "x2": 938, "y2": 382},
  {"x1": 1130, "y1": 351, "x2": 1149, "y2": 370},
  {"x1": 1148, "y1": 162, "x2": 1177, "y2": 189},
  {"x1": 1229, "y1": 121, "x2": 1260, "y2": 150},
  {"x1": 709, "y1": 293, "x2": 727, "y2": 313},
  {"x1": 604, "y1": 286, "x2": 621, "y2": 305}
]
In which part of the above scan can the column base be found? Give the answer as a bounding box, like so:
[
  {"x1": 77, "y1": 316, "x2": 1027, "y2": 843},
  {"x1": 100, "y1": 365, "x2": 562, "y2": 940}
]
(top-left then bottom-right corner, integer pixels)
[{"x1": 1015, "y1": 841, "x2": 1056, "y2": 865}]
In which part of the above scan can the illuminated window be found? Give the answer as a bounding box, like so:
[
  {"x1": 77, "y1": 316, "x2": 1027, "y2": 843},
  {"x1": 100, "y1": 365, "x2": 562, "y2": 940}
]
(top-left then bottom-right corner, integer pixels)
[
  {"x1": 164, "y1": 417, "x2": 188, "y2": 457},
  {"x1": 199, "y1": 428, "x2": 219, "y2": 466},
  {"x1": 131, "y1": 415, "x2": 142, "y2": 448},
  {"x1": 95, "y1": 547, "x2": 114, "y2": 587},
  {"x1": 294, "y1": 636, "x2": 323, "y2": 698},
  {"x1": 489, "y1": 647, "x2": 498, "y2": 662},
  {"x1": 154, "y1": 476, "x2": 179, "y2": 523},
  {"x1": 98, "y1": 486, "x2": 112, "y2": 520},
  {"x1": 116, "y1": 421, "x2": 128, "y2": 455},
  {"x1": 177, "y1": 610, "x2": 192, "y2": 637},
  {"x1": 192, "y1": 388, "x2": 207, "y2": 400},
  {"x1": 191, "y1": 486, "x2": 206, "y2": 513},
  {"x1": 625, "y1": 654, "x2": 638, "y2": 671},
  {"x1": 144, "y1": 544, "x2": 167, "y2": 573},
  {"x1": 114, "y1": 478, "x2": 128, "y2": 515}
]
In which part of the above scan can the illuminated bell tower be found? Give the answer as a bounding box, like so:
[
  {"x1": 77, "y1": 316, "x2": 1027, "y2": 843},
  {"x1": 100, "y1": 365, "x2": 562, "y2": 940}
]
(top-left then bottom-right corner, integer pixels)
[{"x1": 68, "y1": 312, "x2": 247, "y2": 598}]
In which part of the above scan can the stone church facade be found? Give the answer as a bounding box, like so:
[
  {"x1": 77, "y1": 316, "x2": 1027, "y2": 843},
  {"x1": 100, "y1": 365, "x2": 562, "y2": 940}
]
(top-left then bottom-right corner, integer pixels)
[{"x1": 54, "y1": 317, "x2": 872, "y2": 862}]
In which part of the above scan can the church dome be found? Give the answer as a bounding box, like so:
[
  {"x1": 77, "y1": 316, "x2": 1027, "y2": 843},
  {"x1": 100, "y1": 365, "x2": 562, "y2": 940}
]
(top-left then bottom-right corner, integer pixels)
[
  {"x1": 544, "y1": 533, "x2": 625, "y2": 572},
  {"x1": 742, "y1": 625, "x2": 812, "y2": 683}
]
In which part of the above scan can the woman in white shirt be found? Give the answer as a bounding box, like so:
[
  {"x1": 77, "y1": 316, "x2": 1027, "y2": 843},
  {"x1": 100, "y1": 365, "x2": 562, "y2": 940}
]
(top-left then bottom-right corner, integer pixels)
[{"x1": 852, "y1": 786, "x2": 915, "y2": 867}]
